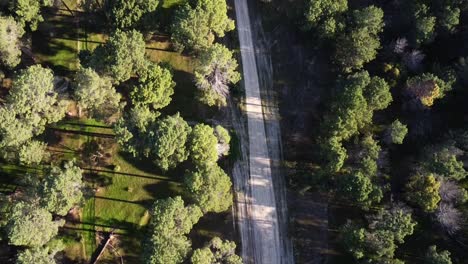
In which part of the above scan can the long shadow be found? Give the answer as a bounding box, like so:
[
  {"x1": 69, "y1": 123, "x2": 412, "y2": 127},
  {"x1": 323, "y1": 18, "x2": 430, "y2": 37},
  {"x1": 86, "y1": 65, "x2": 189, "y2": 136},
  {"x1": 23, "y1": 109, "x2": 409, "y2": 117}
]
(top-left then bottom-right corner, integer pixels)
[
  {"x1": 68, "y1": 220, "x2": 131, "y2": 231},
  {"x1": 94, "y1": 195, "x2": 145, "y2": 205},
  {"x1": 48, "y1": 127, "x2": 115, "y2": 139},
  {"x1": 62, "y1": 226, "x2": 97, "y2": 233},
  {"x1": 81, "y1": 167, "x2": 176, "y2": 182},
  {"x1": 83, "y1": 172, "x2": 113, "y2": 187},
  {"x1": 61, "y1": 122, "x2": 112, "y2": 129},
  {"x1": 144, "y1": 181, "x2": 182, "y2": 200}
]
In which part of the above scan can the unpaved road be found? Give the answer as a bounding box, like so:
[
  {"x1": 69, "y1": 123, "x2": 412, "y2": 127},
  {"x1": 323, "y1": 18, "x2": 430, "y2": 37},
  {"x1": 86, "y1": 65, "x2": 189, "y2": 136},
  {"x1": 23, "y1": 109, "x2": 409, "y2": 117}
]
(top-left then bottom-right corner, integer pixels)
[{"x1": 233, "y1": 0, "x2": 293, "y2": 263}]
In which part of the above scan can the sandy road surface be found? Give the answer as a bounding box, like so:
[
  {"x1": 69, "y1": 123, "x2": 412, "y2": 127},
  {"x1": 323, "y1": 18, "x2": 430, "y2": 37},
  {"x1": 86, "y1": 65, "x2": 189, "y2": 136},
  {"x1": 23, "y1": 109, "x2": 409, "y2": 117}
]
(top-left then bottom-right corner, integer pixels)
[{"x1": 232, "y1": 0, "x2": 293, "y2": 263}]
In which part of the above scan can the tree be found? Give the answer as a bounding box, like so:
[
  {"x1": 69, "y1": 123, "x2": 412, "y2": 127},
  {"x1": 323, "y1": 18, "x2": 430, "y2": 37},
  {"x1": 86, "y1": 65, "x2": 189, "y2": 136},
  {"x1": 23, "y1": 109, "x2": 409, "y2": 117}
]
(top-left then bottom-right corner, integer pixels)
[
  {"x1": 304, "y1": 0, "x2": 347, "y2": 37},
  {"x1": 16, "y1": 247, "x2": 56, "y2": 264},
  {"x1": 74, "y1": 68, "x2": 122, "y2": 121},
  {"x1": 425, "y1": 147, "x2": 466, "y2": 181},
  {"x1": 321, "y1": 71, "x2": 388, "y2": 172},
  {"x1": 214, "y1": 125, "x2": 230, "y2": 157},
  {"x1": 5, "y1": 201, "x2": 64, "y2": 247},
  {"x1": 405, "y1": 173, "x2": 441, "y2": 212},
  {"x1": 341, "y1": 222, "x2": 397, "y2": 261},
  {"x1": 38, "y1": 161, "x2": 83, "y2": 216},
  {"x1": 114, "y1": 105, "x2": 160, "y2": 157},
  {"x1": 191, "y1": 247, "x2": 214, "y2": 264},
  {"x1": 373, "y1": 206, "x2": 416, "y2": 244},
  {"x1": 107, "y1": 0, "x2": 159, "y2": 29},
  {"x1": 387, "y1": 120, "x2": 408, "y2": 144},
  {"x1": 144, "y1": 196, "x2": 203, "y2": 264},
  {"x1": 341, "y1": 222, "x2": 366, "y2": 259},
  {"x1": 363, "y1": 76, "x2": 392, "y2": 111},
  {"x1": 0, "y1": 65, "x2": 64, "y2": 155},
  {"x1": 152, "y1": 113, "x2": 192, "y2": 170},
  {"x1": 438, "y1": 179, "x2": 467, "y2": 204},
  {"x1": 171, "y1": 0, "x2": 235, "y2": 52},
  {"x1": 435, "y1": 203, "x2": 462, "y2": 234},
  {"x1": 9, "y1": 0, "x2": 53, "y2": 31},
  {"x1": 405, "y1": 73, "x2": 448, "y2": 107},
  {"x1": 338, "y1": 171, "x2": 382, "y2": 207},
  {"x1": 130, "y1": 62, "x2": 175, "y2": 110},
  {"x1": 438, "y1": 6, "x2": 460, "y2": 33},
  {"x1": 335, "y1": 6, "x2": 384, "y2": 72},
  {"x1": 191, "y1": 237, "x2": 242, "y2": 264},
  {"x1": 19, "y1": 140, "x2": 48, "y2": 165},
  {"x1": 195, "y1": 43, "x2": 241, "y2": 107},
  {"x1": 0, "y1": 107, "x2": 34, "y2": 151},
  {"x1": 321, "y1": 136, "x2": 347, "y2": 172},
  {"x1": 8, "y1": 65, "x2": 65, "y2": 134},
  {"x1": 87, "y1": 30, "x2": 147, "y2": 83},
  {"x1": 189, "y1": 124, "x2": 218, "y2": 168},
  {"x1": 185, "y1": 164, "x2": 233, "y2": 213},
  {"x1": 425, "y1": 245, "x2": 452, "y2": 264},
  {"x1": 0, "y1": 16, "x2": 24, "y2": 68},
  {"x1": 412, "y1": 3, "x2": 436, "y2": 45}
]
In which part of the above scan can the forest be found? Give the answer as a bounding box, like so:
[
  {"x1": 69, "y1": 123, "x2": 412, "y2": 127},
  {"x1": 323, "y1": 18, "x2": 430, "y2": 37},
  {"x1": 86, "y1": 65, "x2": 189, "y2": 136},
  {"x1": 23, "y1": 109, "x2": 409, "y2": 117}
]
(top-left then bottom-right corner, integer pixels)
[
  {"x1": 0, "y1": 0, "x2": 242, "y2": 263},
  {"x1": 266, "y1": 0, "x2": 468, "y2": 263},
  {"x1": 1, "y1": 0, "x2": 468, "y2": 264}
]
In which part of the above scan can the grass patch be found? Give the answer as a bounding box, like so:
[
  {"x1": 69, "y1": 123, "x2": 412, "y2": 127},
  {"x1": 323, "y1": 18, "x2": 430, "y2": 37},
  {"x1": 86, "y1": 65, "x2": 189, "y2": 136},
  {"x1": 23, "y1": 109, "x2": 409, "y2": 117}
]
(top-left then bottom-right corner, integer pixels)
[
  {"x1": 48, "y1": 117, "x2": 182, "y2": 262},
  {"x1": 81, "y1": 198, "x2": 96, "y2": 260},
  {"x1": 147, "y1": 49, "x2": 194, "y2": 73}
]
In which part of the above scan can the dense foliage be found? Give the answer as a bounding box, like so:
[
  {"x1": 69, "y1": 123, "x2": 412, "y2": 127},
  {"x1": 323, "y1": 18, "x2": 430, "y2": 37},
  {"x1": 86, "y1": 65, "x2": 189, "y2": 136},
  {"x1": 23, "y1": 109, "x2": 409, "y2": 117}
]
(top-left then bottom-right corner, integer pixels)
[
  {"x1": 143, "y1": 196, "x2": 203, "y2": 264},
  {"x1": 171, "y1": 0, "x2": 235, "y2": 52}
]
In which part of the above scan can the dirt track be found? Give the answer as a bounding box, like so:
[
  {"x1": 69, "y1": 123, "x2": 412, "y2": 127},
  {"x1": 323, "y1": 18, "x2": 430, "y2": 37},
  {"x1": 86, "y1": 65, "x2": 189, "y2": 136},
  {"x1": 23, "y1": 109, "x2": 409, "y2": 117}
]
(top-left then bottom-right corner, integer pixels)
[{"x1": 232, "y1": 0, "x2": 294, "y2": 263}]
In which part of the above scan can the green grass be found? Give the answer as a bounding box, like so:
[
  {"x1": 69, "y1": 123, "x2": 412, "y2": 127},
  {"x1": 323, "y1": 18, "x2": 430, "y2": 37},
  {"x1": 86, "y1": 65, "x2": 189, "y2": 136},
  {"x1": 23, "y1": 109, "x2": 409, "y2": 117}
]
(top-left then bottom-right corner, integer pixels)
[
  {"x1": 35, "y1": 37, "x2": 80, "y2": 71},
  {"x1": 147, "y1": 49, "x2": 194, "y2": 73},
  {"x1": 82, "y1": 198, "x2": 96, "y2": 260},
  {"x1": 48, "y1": 117, "x2": 182, "y2": 262}
]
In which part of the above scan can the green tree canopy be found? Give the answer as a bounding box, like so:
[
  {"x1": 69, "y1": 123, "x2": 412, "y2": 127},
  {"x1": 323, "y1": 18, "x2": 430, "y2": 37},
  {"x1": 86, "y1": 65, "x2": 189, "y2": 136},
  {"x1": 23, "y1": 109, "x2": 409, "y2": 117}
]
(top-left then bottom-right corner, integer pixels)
[
  {"x1": 341, "y1": 223, "x2": 398, "y2": 262},
  {"x1": 373, "y1": 206, "x2": 416, "y2": 244},
  {"x1": 87, "y1": 29, "x2": 147, "y2": 83},
  {"x1": 364, "y1": 76, "x2": 392, "y2": 111},
  {"x1": 338, "y1": 171, "x2": 382, "y2": 208},
  {"x1": 108, "y1": 0, "x2": 159, "y2": 29},
  {"x1": 130, "y1": 62, "x2": 175, "y2": 110},
  {"x1": 19, "y1": 140, "x2": 47, "y2": 165},
  {"x1": 387, "y1": 120, "x2": 408, "y2": 144},
  {"x1": 335, "y1": 6, "x2": 384, "y2": 72},
  {"x1": 195, "y1": 43, "x2": 241, "y2": 107},
  {"x1": 114, "y1": 105, "x2": 160, "y2": 157},
  {"x1": 74, "y1": 68, "x2": 123, "y2": 121},
  {"x1": 144, "y1": 196, "x2": 203, "y2": 264},
  {"x1": 0, "y1": 16, "x2": 24, "y2": 68},
  {"x1": 405, "y1": 173, "x2": 441, "y2": 212},
  {"x1": 151, "y1": 113, "x2": 192, "y2": 170},
  {"x1": 191, "y1": 237, "x2": 242, "y2": 264},
  {"x1": 9, "y1": 0, "x2": 53, "y2": 31},
  {"x1": 5, "y1": 201, "x2": 64, "y2": 247},
  {"x1": 425, "y1": 245, "x2": 452, "y2": 264},
  {"x1": 16, "y1": 246, "x2": 56, "y2": 264},
  {"x1": 412, "y1": 3, "x2": 436, "y2": 45},
  {"x1": 38, "y1": 161, "x2": 83, "y2": 216},
  {"x1": 0, "y1": 65, "x2": 64, "y2": 155},
  {"x1": 405, "y1": 73, "x2": 449, "y2": 107},
  {"x1": 321, "y1": 71, "x2": 391, "y2": 172},
  {"x1": 171, "y1": 0, "x2": 235, "y2": 52},
  {"x1": 185, "y1": 164, "x2": 233, "y2": 213},
  {"x1": 424, "y1": 147, "x2": 466, "y2": 181},
  {"x1": 189, "y1": 124, "x2": 219, "y2": 168},
  {"x1": 8, "y1": 65, "x2": 65, "y2": 134},
  {"x1": 304, "y1": 0, "x2": 347, "y2": 37},
  {"x1": 215, "y1": 125, "x2": 230, "y2": 157}
]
